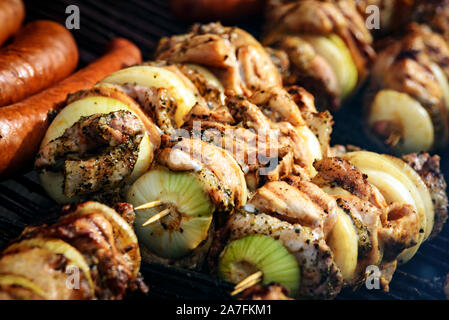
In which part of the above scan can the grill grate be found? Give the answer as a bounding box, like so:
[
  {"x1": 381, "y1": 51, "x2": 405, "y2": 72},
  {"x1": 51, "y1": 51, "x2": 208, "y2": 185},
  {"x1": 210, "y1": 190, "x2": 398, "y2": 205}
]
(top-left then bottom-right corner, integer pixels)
[{"x1": 0, "y1": 0, "x2": 447, "y2": 300}]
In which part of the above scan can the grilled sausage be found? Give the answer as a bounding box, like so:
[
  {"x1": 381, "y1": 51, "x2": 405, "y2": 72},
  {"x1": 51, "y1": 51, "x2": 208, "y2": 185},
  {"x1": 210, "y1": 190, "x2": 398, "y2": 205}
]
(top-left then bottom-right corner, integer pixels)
[
  {"x1": 0, "y1": 20, "x2": 79, "y2": 107},
  {"x1": 0, "y1": 0, "x2": 25, "y2": 46},
  {"x1": 0, "y1": 38, "x2": 142, "y2": 178}
]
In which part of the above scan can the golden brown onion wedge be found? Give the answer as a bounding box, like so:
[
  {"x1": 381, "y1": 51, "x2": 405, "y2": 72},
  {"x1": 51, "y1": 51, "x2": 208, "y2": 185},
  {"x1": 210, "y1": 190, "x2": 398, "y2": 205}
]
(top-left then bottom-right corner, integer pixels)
[
  {"x1": 343, "y1": 151, "x2": 427, "y2": 264},
  {"x1": 301, "y1": 34, "x2": 358, "y2": 99},
  {"x1": 100, "y1": 65, "x2": 198, "y2": 127},
  {"x1": 39, "y1": 96, "x2": 153, "y2": 204},
  {"x1": 326, "y1": 208, "x2": 358, "y2": 282},
  {"x1": 367, "y1": 90, "x2": 434, "y2": 153},
  {"x1": 381, "y1": 154, "x2": 434, "y2": 241}
]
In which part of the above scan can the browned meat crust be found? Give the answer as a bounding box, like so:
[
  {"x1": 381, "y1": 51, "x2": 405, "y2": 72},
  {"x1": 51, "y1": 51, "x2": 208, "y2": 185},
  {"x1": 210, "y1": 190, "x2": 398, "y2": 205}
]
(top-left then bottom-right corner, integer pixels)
[
  {"x1": 370, "y1": 23, "x2": 449, "y2": 149},
  {"x1": 155, "y1": 22, "x2": 282, "y2": 97},
  {"x1": 17, "y1": 202, "x2": 146, "y2": 300},
  {"x1": 0, "y1": 247, "x2": 92, "y2": 300},
  {"x1": 35, "y1": 110, "x2": 145, "y2": 198},
  {"x1": 226, "y1": 211, "x2": 343, "y2": 299},
  {"x1": 264, "y1": 0, "x2": 375, "y2": 110},
  {"x1": 402, "y1": 152, "x2": 449, "y2": 239},
  {"x1": 313, "y1": 157, "x2": 384, "y2": 206}
]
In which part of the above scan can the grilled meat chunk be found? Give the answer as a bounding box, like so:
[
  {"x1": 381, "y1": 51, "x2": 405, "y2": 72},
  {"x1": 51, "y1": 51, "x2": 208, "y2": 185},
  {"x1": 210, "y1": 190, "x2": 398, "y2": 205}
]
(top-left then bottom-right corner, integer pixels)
[
  {"x1": 369, "y1": 23, "x2": 449, "y2": 150},
  {"x1": 36, "y1": 110, "x2": 144, "y2": 198},
  {"x1": 20, "y1": 203, "x2": 144, "y2": 300},
  {"x1": 155, "y1": 23, "x2": 282, "y2": 97},
  {"x1": 157, "y1": 136, "x2": 247, "y2": 211},
  {"x1": 402, "y1": 152, "x2": 449, "y2": 238},
  {"x1": 264, "y1": 0, "x2": 375, "y2": 110},
  {"x1": 226, "y1": 212, "x2": 343, "y2": 299},
  {"x1": 313, "y1": 157, "x2": 387, "y2": 208},
  {"x1": 0, "y1": 247, "x2": 92, "y2": 300}
]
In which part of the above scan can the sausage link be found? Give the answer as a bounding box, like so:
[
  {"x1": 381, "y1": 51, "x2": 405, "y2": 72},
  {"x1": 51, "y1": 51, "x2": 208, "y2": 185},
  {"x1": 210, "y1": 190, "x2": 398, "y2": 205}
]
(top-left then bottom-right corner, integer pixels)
[
  {"x1": 0, "y1": 0, "x2": 25, "y2": 46},
  {"x1": 0, "y1": 20, "x2": 79, "y2": 106},
  {"x1": 0, "y1": 38, "x2": 142, "y2": 178}
]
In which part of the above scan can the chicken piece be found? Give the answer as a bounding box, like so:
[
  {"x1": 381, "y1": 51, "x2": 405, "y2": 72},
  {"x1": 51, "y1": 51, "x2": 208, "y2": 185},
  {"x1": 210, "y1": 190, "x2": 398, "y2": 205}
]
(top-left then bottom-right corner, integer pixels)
[
  {"x1": 21, "y1": 212, "x2": 137, "y2": 300},
  {"x1": 248, "y1": 180, "x2": 337, "y2": 235},
  {"x1": 378, "y1": 202, "x2": 420, "y2": 262},
  {"x1": 156, "y1": 136, "x2": 247, "y2": 211},
  {"x1": 313, "y1": 157, "x2": 387, "y2": 208},
  {"x1": 120, "y1": 84, "x2": 177, "y2": 136},
  {"x1": 265, "y1": 46, "x2": 291, "y2": 81},
  {"x1": 283, "y1": 175, "x2": 338, "y2": 236},
  {"x1": 226, "y1": 212, "x2": 343, "y2": 299},
  {"x1": 266, "y1": 34, "x2": 341, "y2": 110},
  {"x1": 176, "y1": 64, "x2": 226, "y2": 110},
  {"x1": 239, "y1": 283, "x2": 292, "y2": 300},
  {"x1": 182, "y1": 92, "x2": 316, "y2": 189},
  {"x1": 265, "y1": 0, "x2": 375, "y2": 110},
  {"x1": 402, "y1": 152, "x2": 448, "y2": 239},
  {"x1": 0, "y1": 247, "x2": 92, "y2": 300},
  {"x1": 65, "y1": 84, "x2": 161, "y2": 150},
  {"x1": 249, "y1": 86, "x2": 306, "y2": 127},
  {"x1": 35, "y1": 111, "x2": 144, "y2": 198},
  {"x1": 226, "y1": 94, "x2": 315, "y2": 170},
  {"x1": 370, "y1": 23, "x2": 449, "y2": 149},
  {"x1": 113, "y1": 202, "x2": 136, "y2": 226},
  {"x1": 36, "y1": 110, "x2": 143, "y2": 167},
  {"x1": 155, "y1": 23, "x2": 282, "y2": 97}
]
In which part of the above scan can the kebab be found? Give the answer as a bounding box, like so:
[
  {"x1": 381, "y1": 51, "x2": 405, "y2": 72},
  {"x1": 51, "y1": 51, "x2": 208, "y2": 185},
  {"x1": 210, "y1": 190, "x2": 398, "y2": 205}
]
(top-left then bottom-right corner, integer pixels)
[
  {"x1": 365, "y1": 23, "x2": 449, "y2": 153},
  {"x1": 262, "y1": 0, "x2": 376, "y2": 111},
  {"x1": 0, "y1": 201, "x2": 145, "y2": 300},
  {"x1": 32, "y1": 23, "x2": 448, "y2": 300}
]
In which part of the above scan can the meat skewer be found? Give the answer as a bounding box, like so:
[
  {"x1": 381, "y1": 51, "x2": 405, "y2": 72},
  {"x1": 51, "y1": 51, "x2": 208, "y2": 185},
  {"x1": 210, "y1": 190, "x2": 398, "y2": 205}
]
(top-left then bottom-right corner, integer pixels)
[
  {"x1": 0, "y1": 201, "x2": 146, "y2": 300},
  {"x1": 263, "y1": 0, "x2": 376, "y2": 111},
  {"x1": 365, "y1": 23, "x2": 449, "y2": 153},
  {"x1": 26, "y1": 22, "x2": 448, "y2": 300}
]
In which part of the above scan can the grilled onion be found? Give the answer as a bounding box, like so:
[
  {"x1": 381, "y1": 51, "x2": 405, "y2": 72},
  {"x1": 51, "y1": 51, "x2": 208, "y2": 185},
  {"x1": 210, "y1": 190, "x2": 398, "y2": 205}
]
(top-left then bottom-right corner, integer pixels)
[
  {"x1": 100, "y1": 65, "x2": 198, "y2": 127},
  {"x1": 39, "y1": 96, "x2": 153, "y2": 204}
]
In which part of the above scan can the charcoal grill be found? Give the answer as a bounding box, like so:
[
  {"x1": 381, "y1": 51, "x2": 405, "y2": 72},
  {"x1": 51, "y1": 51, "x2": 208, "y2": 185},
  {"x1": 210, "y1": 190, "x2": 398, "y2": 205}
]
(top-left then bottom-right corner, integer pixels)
[{"x1": 0, "y1": 0, "x2": 448, "y2": 300}]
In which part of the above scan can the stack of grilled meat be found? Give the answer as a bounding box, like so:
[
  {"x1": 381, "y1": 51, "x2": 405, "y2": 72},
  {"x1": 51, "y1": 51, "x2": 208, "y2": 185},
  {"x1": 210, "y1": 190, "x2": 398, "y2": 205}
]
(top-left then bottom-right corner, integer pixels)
[
  {"x1": 1, "y1": 18, "x2": 447, "y2": 300},
  {"x1": 0, "y1": 201, "x2": 146, "y2": 299}
]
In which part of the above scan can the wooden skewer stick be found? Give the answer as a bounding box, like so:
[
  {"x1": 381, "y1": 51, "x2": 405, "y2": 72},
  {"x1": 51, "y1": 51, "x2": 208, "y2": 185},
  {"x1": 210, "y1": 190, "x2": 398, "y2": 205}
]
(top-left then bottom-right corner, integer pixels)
[
  {"x1": 231, "y1": 271, "x2": 263, "y2": 296},
  {"x1": 135, "y1": 200, "x2": 163, "y2": 211},
  {"x1": 141, "y1": 208, "x2": 170, "y2": 227}
]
